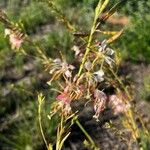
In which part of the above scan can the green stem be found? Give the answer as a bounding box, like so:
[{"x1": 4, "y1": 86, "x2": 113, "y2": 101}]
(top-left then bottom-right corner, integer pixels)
[
  {"x1": 109, "y1": 67, "x2": 131, "y2": 99},
  {"x1": 109, "y1": 68, "x2": 141, "y2": 141},
  {"x1": 77, "y1": 0, "x2": 109, "y2": 76},
  {"x1": 75, "y1": 119, "x2": 98, "y2": 149},
  {"x1": 38, "y1": 97, "x2": 49, "y2": 150},
  {"x1": 77, "y1": 23, "x2": 96, "y2": 76}
]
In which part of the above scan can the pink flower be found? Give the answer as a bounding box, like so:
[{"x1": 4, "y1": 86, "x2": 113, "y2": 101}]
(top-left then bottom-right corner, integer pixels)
[
  {"x1": 56, "y1": 91, "x2": 72, "y2": 115},
  {"x1": 9, "y1": 34, "x2": 23, "y2": 49},
  {"x1": 93, "y1": 90, "x2": 107, "y2": 121},
  {"x1": 5, "y1": 29, "x2": 24, "y2": 49},
  {"x1": 56, "y1": 92, "x2": 71, "y2": 104},
  {"x1": 109, "y1": 94, "x2": 131, "y2": 115}
]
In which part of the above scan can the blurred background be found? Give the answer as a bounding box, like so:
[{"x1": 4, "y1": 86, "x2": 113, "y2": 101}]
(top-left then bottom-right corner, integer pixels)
[{"x1": 0, "y1": 0, "x2": 150, "y2": 149}]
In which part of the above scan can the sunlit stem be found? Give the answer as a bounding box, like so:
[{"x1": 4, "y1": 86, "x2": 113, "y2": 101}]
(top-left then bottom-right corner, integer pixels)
[
  {"x1": 38, "y1": 94, "x2": 49, "y2": 149},
  {"x1": 78, "y1": 0, "x2": 109, "y2": 76}
]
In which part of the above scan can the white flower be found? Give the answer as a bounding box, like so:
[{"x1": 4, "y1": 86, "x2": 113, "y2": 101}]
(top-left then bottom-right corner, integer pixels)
[
  {"x1": 98, "y1": 40, "x2": 115, "y2": 65},
  {"x1": 106, "y1": 47, "x2": 114, "y2": 56},
  {"x1": 49, "y1": 68, "x2": 57, "y2": 74},
  {"x1": 4, "y1": 28, "x2": 11, "y2": 36},
  {"x1": 98, "y1": 40, "x2": 107, "y2": 52},
  {"x1": 63, "y1": 64, "x2": 75, "y2": 78},
  {"x1": 93, "y1": 70, "x2": 104, "y2": 82},
  {"x1": 72, "y1": 45, "x2": 80, "y2": 56}
]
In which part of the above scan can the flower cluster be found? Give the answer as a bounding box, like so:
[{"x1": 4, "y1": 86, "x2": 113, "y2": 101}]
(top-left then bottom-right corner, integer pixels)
[
  {"x1": 109, "y1": 94, "x2": 131, "y2": 115},
  {"x1": 48, "y1": 41, "x2": 130, "y2": 122},
  {"x1": 43, "y1": 24, "x2": 129, "y2": 122},
  {"x1": 47, "y1": 38, "x2": 128, "y2": 120},
  {"x1": 47, "y1": 58, "x2": 75, "y2": 85},
  {"x1": 56, "y1": 86, "x2": 72, "y2": 116},
  {"x1": 50, "y1": 78, "x2": 85, "y2": 116}
]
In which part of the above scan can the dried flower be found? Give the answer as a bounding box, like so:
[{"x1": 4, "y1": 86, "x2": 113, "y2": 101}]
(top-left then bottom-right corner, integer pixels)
[
  {"x1": 93, "y1": 90, "x2": 107, "y2": 121},
  {"x1": 109, "y1": 94, "x2": 131, "y2": 115}
]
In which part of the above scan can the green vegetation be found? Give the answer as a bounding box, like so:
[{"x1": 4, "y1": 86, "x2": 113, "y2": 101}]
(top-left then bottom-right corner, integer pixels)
[
  {"x1": 0, "y1": 0, "x2": 150, "y2": 149},
  {"x1": 117, "y1": 0, "x2": 150, "y2": 63}
]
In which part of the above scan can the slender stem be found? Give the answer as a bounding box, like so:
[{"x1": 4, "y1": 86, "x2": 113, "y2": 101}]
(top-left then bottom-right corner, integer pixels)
[
  {"x1": 77, "y1": 23, "x2": 96, "y2": 76},
  {"x1": 77, "y1": 0, "x2": 109, "y2": 76},
  {"x1": 75, "y1": 119, "x2": 98, "y2": 149},
  {"x1": 109, "y1": 67, "x2": 140, "y2": 141},
  {"x1": 109, "y1": 67, "x2": 132, "y2": 99},
  {"x1": 38, "y1": 97, "x2": 49, "y2": 150}
]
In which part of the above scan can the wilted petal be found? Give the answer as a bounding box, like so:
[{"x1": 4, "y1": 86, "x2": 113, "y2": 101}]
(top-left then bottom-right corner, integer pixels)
[
  {"x1": 93, "y1": 90, "x2": 107, "y2": 121},
  {"x1": 93, "y1": 99, "x2": 106, "y2": 121},
  {"x1": 56, "y1": 91, "x2": 72, "y2": 115}
]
